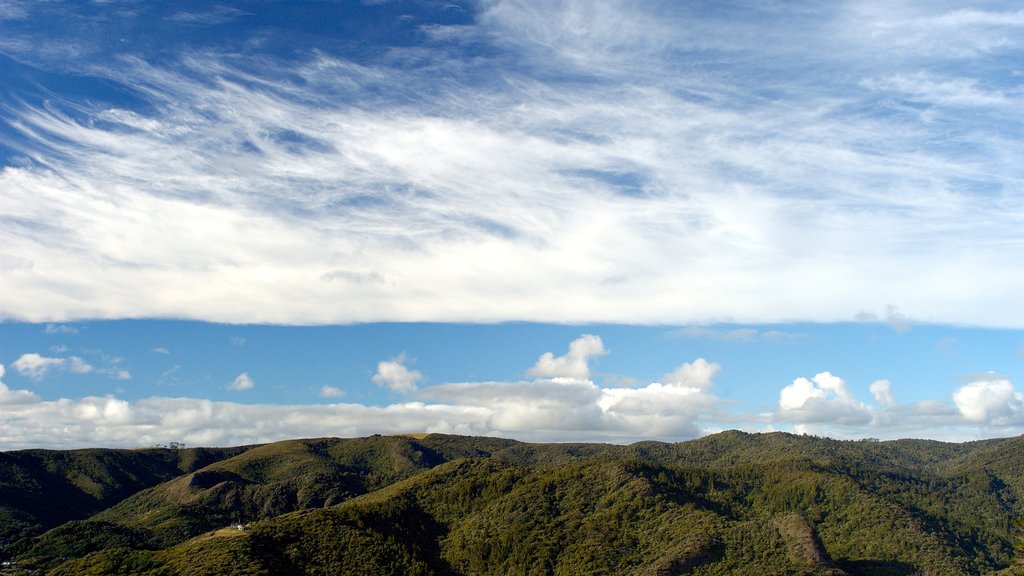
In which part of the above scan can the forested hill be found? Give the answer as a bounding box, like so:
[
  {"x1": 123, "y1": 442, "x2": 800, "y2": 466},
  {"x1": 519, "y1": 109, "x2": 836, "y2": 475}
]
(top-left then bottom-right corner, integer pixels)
[{"x1": 2, "y1": 431, "x2": 1024, "y2": 575}]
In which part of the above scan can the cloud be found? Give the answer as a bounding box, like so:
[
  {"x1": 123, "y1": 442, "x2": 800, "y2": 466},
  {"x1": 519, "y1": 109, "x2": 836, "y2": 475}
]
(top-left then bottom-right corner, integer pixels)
[
  {"x1": 0, "y1": 364, "x2": 41, "y2": 405},
  {"x1": 869, "y1": 379, "x2": 896, "y2": 408},
  {"x1": 0, "y1": 393, "x2": 494, "y2": 450},
  {"x1": 319, "y1": 385, "x2": 346, "y2": 399},
  {"x1": 44, "y1": 323, "x2": 78, "y2": 334},
  {"x1": 9, "y1": 352, "x2": 128, "y2": 381},
  {"x1": 861, "y1": 72, "x2": 1012, "y2": 108},
  {"x1": 321, "y1": 270, "x2": 386, "y2": 286},
  {"x1": 855, "y1": 305, "x2": 912, "y2": 333},
  {"x1": 152, "y1": 347, "x2": 171, "y2": 355},
  {"x1": 0, "y1": 332, "x2": 1022, "y2": 449},
  {"x1": 67, "y1": 356, "x2": 94, "y2": 374},
  {"x1": 228, "y1": 372, "x2": 254, "y2": 391},
  {"x1": 671, "y1": 327, "x2": 806, "y2": 343},
  {"x1": 770, "y1": 370, "x2": 1024, "y2": 439},
  {"x1": 421, "y1": 378, "x2": 607, "y2": 436},
  {"x1": 12, "y1": 353, "x2": 65, "y2": 380},
  {"x1": 777, "y1": 372, "x2": 872, "y2": 425},
  {"x1": 104, "y1": 368, "x2": 132, "y2": 381},
  {"x1": 661, "y1": 358, "x2": 720, "y2": 391},
  {"x1": 0, "y1": 3, "x2": 1021, "y2": 327},
  {"x1": 0, "y1": 336, "x2": 728, "y2": 448},
  {"x1": 419, "y1": 370, "x2": 720, "y2": 442},
  {"x1": 952, "y1": 375, "x2": 1023, "y2": 424},
  {"x1": 372, "y1": 354, "x2": 422, "y2": 394},
  {"x1": 0, "y1": 1, "x2": 30, "y2": 20},
  {"x1": 168, "y1": 6, "x2": 250, "y2": 25},
  {"x1": 527, "y1": 334, "x2": 607, "y2": 379},
  {"x1": 415, "y1": 337, "x2": 721, "y2": 441}
]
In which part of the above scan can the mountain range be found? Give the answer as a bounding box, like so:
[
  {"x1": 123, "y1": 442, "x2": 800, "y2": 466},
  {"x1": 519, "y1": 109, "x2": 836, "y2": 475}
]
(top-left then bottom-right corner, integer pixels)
[{"x1": 2, "y1": 431, "x2": 1023, "y2": 575}]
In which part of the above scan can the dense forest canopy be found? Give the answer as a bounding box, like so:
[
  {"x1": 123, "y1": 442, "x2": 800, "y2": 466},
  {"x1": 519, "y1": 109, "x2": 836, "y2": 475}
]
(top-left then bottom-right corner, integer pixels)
[{"x1": 1, "y1": 431, "x2": 1023, "y2": 575}]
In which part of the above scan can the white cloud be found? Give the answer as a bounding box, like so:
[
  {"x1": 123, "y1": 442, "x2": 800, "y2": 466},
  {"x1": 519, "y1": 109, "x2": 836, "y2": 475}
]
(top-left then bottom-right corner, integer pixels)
[
  {"x1": 770, "y1": 370, "x2": 1024, "y2": 439},
  {"x1": 421, "y1": 378, "x2": 606, "y2": 436},
  {"x1": 777, "y1": 372, "x2": 872, "y2": 425},
  {"x1": 372, "y1": 354, "x2": 422, "y2": 394},
  {"x1": 869, "y1": 379, "x2": 896, "y2": 408},
  {"x1": 671, "y1": 327, "x2": 806, "y2": 343},
  {"x1": 0, "y1": 393, "x2": 496, "y2": 450},
  {"x1": 527, "y1": 334, "x2": 607, "y2": 379},
  {"x1": 12, "y1": 353, "x2": 65, "y2": 380},
  {"x1": 418, "y1": 371, "x2": 720, "y2": 442},
  {"x1": 0, "y1": 336, "x2": 1023, "y2": 448},
  {"x1": 228, "y1": 372, "x2": 254, "y2": 391},
  {"x1": 319, "y1": 385, "x2": 346, "y2": 399},
  {"x1": 9, "y1": 352, "x2": 128, "y2": 381},
  {"x1": 415, "y1": 337, "x2": 721, "y2": 441},
  {"x1": 661, "y1": 358, "x2": 721, "y2": 391},
  {"x1": 0, "y1": 4, "x2": 1020, "y2": 327},
  {"x1": 854, "y1": 305, "x2": 913, "y2": 332},
  {"x1": 0, "y1": 364, "x2": 41, "y2": 405},
  {"x1": 952, "y1": 375, "x2": 1023, "y2": 424},
  {"x1": 104, "y1": 368, "x2": 132, "y2": 381},
  {"x1": 67, "y1": 356, "x2": 94, "y2": 374},
  {"x1": 44, "y1": 323, "x2": 78, "y2": 334},
  {"x1": 152, "y1": 347, "x2": 171, "y2": 355},
  {"x1": 0, "y1": 337, "x2": 726, "y2": 448}
]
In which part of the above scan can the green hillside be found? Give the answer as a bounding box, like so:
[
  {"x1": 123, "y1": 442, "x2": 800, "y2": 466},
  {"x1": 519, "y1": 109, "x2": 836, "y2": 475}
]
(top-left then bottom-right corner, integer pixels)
[
  {"x1": 4, "y1": 432, "x2": 1024, "y2": 575},
  {"x1": 0, "y1": 445, "x2": 249, "y2": 557}
]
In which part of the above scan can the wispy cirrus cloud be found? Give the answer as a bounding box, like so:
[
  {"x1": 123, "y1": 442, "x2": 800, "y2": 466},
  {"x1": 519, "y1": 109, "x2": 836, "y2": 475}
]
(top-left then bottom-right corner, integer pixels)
[{"x1": 0, "y1": 1, "x2": 1021, "y2": 327}]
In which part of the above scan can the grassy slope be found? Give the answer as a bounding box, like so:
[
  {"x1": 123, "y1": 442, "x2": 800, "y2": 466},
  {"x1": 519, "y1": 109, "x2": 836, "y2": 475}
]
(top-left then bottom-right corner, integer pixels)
[{"x1": 0, "y1": 445, "x2": 249, "y2": 554}]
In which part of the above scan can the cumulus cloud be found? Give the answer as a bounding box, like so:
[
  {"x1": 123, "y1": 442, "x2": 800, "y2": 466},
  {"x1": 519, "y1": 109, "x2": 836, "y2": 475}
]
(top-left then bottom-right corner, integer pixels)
[
  {"x1": 661, "y1": 358, "x2": 721, "y2": 391},
  {"x1": 372, "y1": 354, "x2": 422, "y2": 394},
  {"x1": 1, "y1": 333, "x2": 1023, "y2": 448},
  {"x1": 777, "y1": 372, "x2": 872, "y2": 425},
  {"x1": 526, "y1": 334, "x2": 607, "y2": 379},
  {"x1": 869, "y1": 379, "x2": 896, "y2": 408},
  {"x1": 770, "y1": 370, "x2": 1024, "y2": 439},
  {"x1": 12, "y1": 353, "x2": 66, "y2": 380},
  {"x1": 421, "y1": 378, "x2": 606, "y2": 436},
  {"x1": 319, "y1": 385, "x2": 346, "y2": 399},
  {"x1": 67, "y1": 356, "x2": 94, "y2": 374},
  {"x1": 9, "y1": 352, "x2": 128, "y2": 381},
  {"x1": 953, "y1": 375, "x2": 1023, "y2": 424},
  {"x1": 228, "y1": 372, "x2": 254, "y2": 391},
  {"x1": 0, "y1": 337, "x2": 728, "y2": 448},
  {"x1": 415, "y1": 338, "x2": 720, "y2": 441},
  {"x1": 418, "y1": 372, "x2": 719, "y2": 442},
  {"x1": 0, "y1": 394, "x2": 496, "y2": 450},
  {"x1": 0, "y1": 364, "x2": 41, "y2": 405}
]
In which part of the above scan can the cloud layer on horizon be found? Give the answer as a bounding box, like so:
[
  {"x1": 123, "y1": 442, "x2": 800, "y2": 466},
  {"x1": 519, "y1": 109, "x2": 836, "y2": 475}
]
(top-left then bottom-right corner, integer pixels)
[
  {"x1": 0, "y1": 335, "x2": 1020, "y2": 450},
  {"x1": 0, "y1": 1, "x2": 1021, "y2": 327}
]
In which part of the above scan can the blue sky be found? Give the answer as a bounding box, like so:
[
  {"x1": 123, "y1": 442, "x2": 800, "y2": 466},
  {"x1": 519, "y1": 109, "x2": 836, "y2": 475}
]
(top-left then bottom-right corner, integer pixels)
[{"x1": 0, "y1": 1, "x2": 1022, "y2": 448}]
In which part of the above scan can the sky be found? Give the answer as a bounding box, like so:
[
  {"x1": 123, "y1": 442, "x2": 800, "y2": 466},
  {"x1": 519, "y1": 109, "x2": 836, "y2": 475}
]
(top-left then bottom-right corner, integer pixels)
[{"x1": 0, "y1": 0, "x2": 1022, "y2": 449}]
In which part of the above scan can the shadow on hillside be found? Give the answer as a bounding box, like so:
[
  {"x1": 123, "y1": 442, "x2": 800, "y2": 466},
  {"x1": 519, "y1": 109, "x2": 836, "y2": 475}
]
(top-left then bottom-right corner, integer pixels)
[{"x1": 837, "y1": 559, "x2": 917, "y2": 575}]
